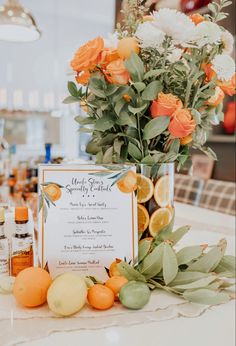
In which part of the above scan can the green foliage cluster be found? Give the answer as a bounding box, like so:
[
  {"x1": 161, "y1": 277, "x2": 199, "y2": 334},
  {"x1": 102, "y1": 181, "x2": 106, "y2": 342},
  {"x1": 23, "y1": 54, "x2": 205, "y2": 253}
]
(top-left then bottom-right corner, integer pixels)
[{"x1": 117, "y1": 224, "x2": 235, "y2": 305}]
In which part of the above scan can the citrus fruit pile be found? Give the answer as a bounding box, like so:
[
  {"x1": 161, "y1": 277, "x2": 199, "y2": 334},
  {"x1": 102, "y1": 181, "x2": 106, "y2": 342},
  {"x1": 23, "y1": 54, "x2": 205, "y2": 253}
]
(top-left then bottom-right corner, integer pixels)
[
  {"x1": 8, "y1": 263, "x2": 150, "y2": 317},
  {"x1": 137, "y1": 173, "x2": 173, "y2": 239}
]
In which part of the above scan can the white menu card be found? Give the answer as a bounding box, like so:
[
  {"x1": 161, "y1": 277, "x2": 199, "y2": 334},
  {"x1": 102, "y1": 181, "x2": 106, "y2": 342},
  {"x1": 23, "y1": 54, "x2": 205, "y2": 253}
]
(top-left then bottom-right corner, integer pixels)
[{"x1": 38, "y1": 164, "x2": 138, "y2": 279}]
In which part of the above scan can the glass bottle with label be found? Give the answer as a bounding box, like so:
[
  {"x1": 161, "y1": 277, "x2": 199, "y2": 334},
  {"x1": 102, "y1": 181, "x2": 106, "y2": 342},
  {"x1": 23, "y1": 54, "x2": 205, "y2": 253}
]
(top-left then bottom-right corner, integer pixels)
[
  {"x1": 11, "y1": 207, "x2": 33, "y2": 276},
  {"x1": 0, "y1": 207, "x2": 10, "y2": 277}
]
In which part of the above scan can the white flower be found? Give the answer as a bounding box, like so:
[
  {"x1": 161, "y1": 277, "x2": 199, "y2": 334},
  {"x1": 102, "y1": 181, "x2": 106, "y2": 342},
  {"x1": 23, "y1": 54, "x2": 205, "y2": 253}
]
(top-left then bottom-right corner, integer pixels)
[
  {"x1": 212, "y1": 54, "x2": 235, "y2": 81},
  {"x1": 135, "y1": 22, "x2": 165, "y2": 49},
  {"x1": 221, "y1": 29, "x2": 234, "y2": 55},
  {"x1": 167, "y1": 48, "x2": 183, "y2": 63},
  {"x1": 104, "y1": 32, "x2": 119, "y2": 48},
  {"x1": 193, "y1": 22, "x2": 222, "y2": 47},
  {"x1": 153, "y1": 8, "x2": 195, "y2": 44}
]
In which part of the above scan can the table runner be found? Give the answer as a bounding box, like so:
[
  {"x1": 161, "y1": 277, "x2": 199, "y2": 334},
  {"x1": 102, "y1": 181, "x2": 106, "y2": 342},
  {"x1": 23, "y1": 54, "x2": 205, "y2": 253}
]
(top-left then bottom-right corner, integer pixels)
[{"x1": 0, "y1": 204, "x2": 235, "y2": 346}]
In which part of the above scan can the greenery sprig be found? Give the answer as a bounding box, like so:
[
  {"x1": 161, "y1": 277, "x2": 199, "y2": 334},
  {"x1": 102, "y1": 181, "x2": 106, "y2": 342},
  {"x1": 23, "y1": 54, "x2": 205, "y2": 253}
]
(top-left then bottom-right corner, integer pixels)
[{"x1": 116, "y1": 224, "x2": 235, "y2": 305}]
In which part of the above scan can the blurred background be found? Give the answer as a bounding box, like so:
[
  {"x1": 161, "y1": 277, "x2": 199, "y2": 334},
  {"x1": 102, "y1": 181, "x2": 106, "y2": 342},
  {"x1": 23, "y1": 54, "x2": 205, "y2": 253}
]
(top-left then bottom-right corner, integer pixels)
[{"x1": 0, "y1": 0, "x2": 235, "y2": 215}]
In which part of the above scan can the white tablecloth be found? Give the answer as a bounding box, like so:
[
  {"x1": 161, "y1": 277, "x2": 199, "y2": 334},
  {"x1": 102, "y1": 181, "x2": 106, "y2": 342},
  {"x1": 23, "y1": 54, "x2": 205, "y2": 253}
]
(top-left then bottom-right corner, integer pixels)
[{"x1": 0, "y1": 203, "x2": 235, "y2": 346}]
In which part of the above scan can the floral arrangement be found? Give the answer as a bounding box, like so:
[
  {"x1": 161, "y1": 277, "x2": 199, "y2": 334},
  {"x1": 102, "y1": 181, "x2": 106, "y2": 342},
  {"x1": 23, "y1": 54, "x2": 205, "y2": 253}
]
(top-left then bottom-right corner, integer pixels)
[{"x1": 64, "y1": 0, "x2": 235, "y2": 168}]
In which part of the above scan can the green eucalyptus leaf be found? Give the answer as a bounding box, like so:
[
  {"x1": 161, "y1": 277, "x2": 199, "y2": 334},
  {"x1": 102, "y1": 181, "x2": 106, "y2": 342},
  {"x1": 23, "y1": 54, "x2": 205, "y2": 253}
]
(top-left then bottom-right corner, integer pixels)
[
  {"x1": 167, "y1": 225, "x2": 190, "y2": 245},
  {"x1": 68, "y1": 81, "x2": 78, "y2": 97},
  {"x1": 140, "y1": 243, "x2": 164, "y2": 279},
  {"x1": 163, "y1": 243, "x2": 178, "y2": 285},
  {"x1": 128, "y1": 102, "x2": 149, "y2": 115},
  {"x1": 117, "y1": 261, "x2": 146, "y2": 282},
  {"x1": 215, "y1": 255, "x2": 236, "y2": 277},
  {"x1": 99, "y1": 134, "x2": 117, "y2": 146},
  {"x1": 133, "y1": 82, "x2": 146, "y2": 92},
  {"x1": 142, "y1": 80, "x2": 162, "y2": 101},
  {"x1": 128, "y1": 142, "x2": 142, "y2": 161},
  {"x1": 187, "y1": 239, "x2": 227, "y2": 273},
  {"x1": 183, "y1": 289, "x2": 230, "y2": 305},
  {"x1": 116, "y1": 112, "x2": 133, "y2": 126},
  {"x1": 173, "y1": 275, "x2": 216, "y2": 290},
  {"x1": 170, "y1": 272, "x2": 209, "y2": 286},
  {"x1": 115, "y1": 98, "x2": 126, "y2": 116},
  {"x1": 169, "y1": 139, "x2": 180, "y2": 154},
  {"x1": 141, "y1": 155, "x2": 155, "y2": 164},
  {"x1": 138, "y1": 239, "x2": 152, "y2": 263},
  {"x1": 143, "y1": 116, "x2": 170, "y2": 140},
  {"x1": 177, "y1": 246, "x2": 204, "y2": 265},
  {"x1": 102, "y1": 147, "x2": 113, "y2": 164},
  {"x1": 105, "y1": 85, "x2": 119, "y2": 96},
  {"x1": 94, "y1": 114, "x2": 116, "y2": 131},
  {"x1": 125, "y1": 52, "x2": 144, "y2": 82},
  {"x1": 86, "y1": 140, "x2": 101, "y2": 155},
  {"x1": 74, "y1": 116, "x2": 95, "y2": 125},
  {"x1": 63, "y1": 96, "x2": 79, "y2": 104},
  {"x1": 144, "y1": 69, "x2": 165, "y2": 80}
]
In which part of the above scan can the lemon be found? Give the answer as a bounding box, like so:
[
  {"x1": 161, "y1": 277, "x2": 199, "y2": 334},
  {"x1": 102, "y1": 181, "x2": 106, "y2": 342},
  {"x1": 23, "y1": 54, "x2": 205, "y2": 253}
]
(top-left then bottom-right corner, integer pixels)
[
  {"x1": 149, "y1": 207, "x2": 172, "y2": 237},
  {"x1": 137, "y1": 174, "x2": 154, "y2": 203},
  {"x1": 137, "y1": 204, "x2": 150, "y2": 233},
  {"x1": 47, "y1": 272, "x2": 87, "y2": 316},
  {"x1": 154, "y1": 175, "x2": 172, "y2": 207}
]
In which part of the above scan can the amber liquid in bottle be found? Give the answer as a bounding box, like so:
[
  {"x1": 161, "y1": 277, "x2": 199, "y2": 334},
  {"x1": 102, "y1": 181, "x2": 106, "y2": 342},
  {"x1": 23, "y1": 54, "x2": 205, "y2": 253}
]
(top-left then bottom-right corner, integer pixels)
[
  {"x1": 0, "y1": 208, "x2": 10, "y2": 277},
  {"x1": 11, "y1": 207, "x2": 33, "y2": 277}
]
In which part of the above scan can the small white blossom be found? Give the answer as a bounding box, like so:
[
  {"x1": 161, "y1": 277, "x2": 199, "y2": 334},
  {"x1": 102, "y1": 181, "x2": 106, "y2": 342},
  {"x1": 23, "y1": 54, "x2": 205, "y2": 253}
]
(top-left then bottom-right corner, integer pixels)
[
  {"x1": 193, "y1": 21, "x2": 222, "y2": 47},
  {"x1": 153, "y1": 8, "x2": 195, "y2": 44},
  {"x1": 221, "y1": 29, "x2": 234, "y2": 55},
  {"x1": 212, "y1": 54, "x2": 235, "y2": 81},
  {"x1": 167, "y1": 48, "x2": 183, "y2": 63},
  {"x1": 135, "y1": 22, "x2": 165, "y2": 49}
]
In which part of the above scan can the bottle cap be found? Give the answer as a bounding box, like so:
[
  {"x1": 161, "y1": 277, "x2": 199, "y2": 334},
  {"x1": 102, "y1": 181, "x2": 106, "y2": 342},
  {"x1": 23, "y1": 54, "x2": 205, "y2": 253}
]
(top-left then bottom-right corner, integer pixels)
[
  {"x1": 15, "y1": 207, "x2": 28, "y2": 222},
  {"x1": 0, "y1": 207, "x2": 5, "y2": 223}
]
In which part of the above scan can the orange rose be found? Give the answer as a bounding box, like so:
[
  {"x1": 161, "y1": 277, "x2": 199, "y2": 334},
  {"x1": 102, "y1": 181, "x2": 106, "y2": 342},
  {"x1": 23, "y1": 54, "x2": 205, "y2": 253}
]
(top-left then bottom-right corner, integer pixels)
[
  {"x1": 71, "y1": 37, "x2": 104, "y2": 72},
  {"x1": 168, "y1": 108, "x2": 196, "y2": 138},
  {"x1": 104, "y1": 59, "x2": 130, "y2": 85},
  {"x1": 202, "y1": 63, "x2": 216, "y2": 82},
  {"x1": 150, "y1": 92, "x2": 183, "y2": 118},
  {"x1": 100, "y1": 49, "x2": 120, "y2": 67},
  {"x1": 76, "y1": 71, "x2": 91, "y2": 85},
  {"x1": 218, "y1": 73, "x2": 236, "y2": 96},
  {"x1": 207, "y1": 87, "x2": 225, "y2": 107},
  {"x1": 189, "y1": 13, "x2": 205, "y2": 25}
]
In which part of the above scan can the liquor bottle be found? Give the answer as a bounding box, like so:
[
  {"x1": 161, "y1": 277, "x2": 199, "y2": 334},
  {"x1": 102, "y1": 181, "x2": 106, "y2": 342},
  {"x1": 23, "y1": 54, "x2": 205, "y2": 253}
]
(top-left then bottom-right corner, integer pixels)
[
  {"x1": 0, "y1": 208, "x2": 10, "y2": 277},
  {"x1": 44, "y1": 143, "x2": 52, "y2": 163},
  {"x1": 11, "y1": 207, "x2": 33, "y2": 276}
]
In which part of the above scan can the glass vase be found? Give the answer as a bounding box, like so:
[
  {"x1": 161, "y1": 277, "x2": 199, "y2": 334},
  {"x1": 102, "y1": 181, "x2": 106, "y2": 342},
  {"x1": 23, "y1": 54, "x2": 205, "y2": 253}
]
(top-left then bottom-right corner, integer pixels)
[{"x1": 136, "y1": 163, "x2": 175, "y2": 241}]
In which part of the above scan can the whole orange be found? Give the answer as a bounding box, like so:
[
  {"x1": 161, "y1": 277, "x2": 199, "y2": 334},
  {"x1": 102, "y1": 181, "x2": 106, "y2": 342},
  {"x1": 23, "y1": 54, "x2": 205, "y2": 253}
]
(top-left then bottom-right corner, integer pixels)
[
  {"x1": 105, "y1": 276, "x2": 128, "y2": 299},
  {"x1": 117, "y1": 171, "x2": 137, "y2": 194},
  {"x1": 109, "y1": 259, "x2": 122, "y2": 277},
  {"x1": 117, "y1": 37, "x2": 140, "y2": 59},
  {"x1": 13, "y1": 267, "x2": 52, "y2": 307},
  {"x1": 44, "y1": 184, "x2": 61, "y2": 202},
  {"x1": 87, "y1": 284, "x2": 114, "y2": 310}
]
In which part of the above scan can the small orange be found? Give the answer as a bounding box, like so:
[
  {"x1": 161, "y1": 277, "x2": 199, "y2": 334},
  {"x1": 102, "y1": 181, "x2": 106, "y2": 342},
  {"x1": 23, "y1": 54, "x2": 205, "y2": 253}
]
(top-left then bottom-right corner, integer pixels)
[
  {"x1": 105, "y1": 276, "x2": 128, "y2": 299},
  {"x1": 109, "y1": 259, "x2": 122, "y2": 277},
  {"x1": 117, "y1": 171, "x2": 137, "y2": 194},
  {"x1": 87, "y1": 284, "x2": 114, "y2": 310},
  {"x1": 117, "y1": 37, "x2": 140, "y2": 59},
  {"x1": 13, "y1": 267, "x2": 52, "y2": 307},
  {"x1": 44, "y1": 183, "x2": 62, "y2": 202}
]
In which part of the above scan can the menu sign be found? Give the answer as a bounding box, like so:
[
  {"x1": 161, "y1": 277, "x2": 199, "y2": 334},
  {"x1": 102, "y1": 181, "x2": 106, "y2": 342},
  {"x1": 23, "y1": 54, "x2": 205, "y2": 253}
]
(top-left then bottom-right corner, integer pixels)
[{"x1": 38, "y1": 164, "x2": 138, "y2": 279}]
